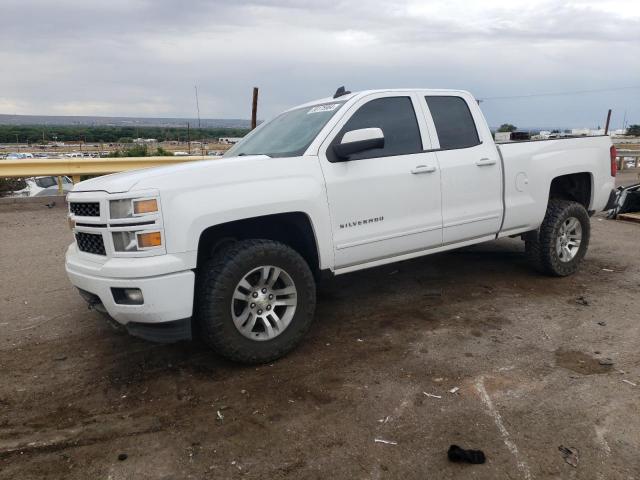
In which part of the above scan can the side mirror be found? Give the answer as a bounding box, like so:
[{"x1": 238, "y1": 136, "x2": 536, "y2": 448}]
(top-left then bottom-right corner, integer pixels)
[{"x1": 333, "y1": 128, "x2": 384, "y2": 160}]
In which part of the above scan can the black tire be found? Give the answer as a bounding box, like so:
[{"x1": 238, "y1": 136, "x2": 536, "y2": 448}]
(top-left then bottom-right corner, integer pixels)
[
  {"x1": 195, "y1": 239, "x2": 316, "y2": 364},
  {"x1": 525, "y1": 199, "x2": 590, "y2": 276}
]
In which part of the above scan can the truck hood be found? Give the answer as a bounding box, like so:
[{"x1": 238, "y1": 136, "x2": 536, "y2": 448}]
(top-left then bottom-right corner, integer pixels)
[{"x1": 72, "y1": 156, "x2": 269, "y2": 193}]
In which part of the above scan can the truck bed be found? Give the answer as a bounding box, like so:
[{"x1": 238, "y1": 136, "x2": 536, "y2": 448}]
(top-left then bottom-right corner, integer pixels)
[
  {"x1": 496, "y1": 135, "x2": 614, "y2": 237},
  {"x1": 494, "y1": 134, "x2": 609, "y2": 145}
]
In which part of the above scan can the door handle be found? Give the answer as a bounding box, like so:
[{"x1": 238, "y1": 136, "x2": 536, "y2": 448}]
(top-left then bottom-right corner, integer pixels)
[
  {"x1": 476, "y1": 158, "x2": 496, "y2": 166},
  {"x1": 411, "y1": 165, "x2": 437, "y2": 174}
]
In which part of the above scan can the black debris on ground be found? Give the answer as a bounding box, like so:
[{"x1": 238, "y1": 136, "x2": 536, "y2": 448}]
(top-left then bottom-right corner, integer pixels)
[
  {"x1": 447, "y1": 445, "x2": 486, "y2": 464},
  {"x1": 558, "y1": 445, "x2": 578, "y2": 467}
]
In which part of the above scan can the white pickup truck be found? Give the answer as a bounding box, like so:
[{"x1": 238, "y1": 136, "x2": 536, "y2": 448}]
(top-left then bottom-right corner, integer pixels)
[{"x1": 65, "y1": 88, "x2": 618, "y2": 363}]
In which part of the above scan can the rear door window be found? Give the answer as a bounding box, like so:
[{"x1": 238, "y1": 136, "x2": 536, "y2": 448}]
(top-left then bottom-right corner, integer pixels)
[{"x1": 425, "y1": 96, "x2": 480, "y2": 150}]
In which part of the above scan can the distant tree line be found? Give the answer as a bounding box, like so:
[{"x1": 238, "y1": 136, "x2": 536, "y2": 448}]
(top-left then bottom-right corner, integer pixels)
[
  {"x1": 107, "y1": 145, "x2": 174, "y2": 157},
  {"x1": 0, "y1": 125, "x2": 249, "y2": 144},
  {"x1": 498, "y1": 123, "x2": 517, "y2": 132}
]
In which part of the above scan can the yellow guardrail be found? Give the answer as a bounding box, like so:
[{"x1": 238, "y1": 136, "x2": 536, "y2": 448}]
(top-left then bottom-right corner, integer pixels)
[
  {"x1": 0, "y1": 155, "x2": 221, "y2": 194},
  {"x1": 0, "y1": 155, "x2": 218, "y2": 183}
]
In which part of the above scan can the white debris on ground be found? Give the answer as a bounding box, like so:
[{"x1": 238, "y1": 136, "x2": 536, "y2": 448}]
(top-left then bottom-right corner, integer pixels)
[
  {"x1": 423, "y1": 392, "x2": 442, "y2": 399},
  {"x1": 374, "y1": 438, "x2": 398, "y2": 445}
]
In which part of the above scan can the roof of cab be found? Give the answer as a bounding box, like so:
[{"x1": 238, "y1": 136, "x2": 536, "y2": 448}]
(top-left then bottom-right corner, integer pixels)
[{"x1": 290, "y1": 88, "x2": 475, "y2": 111}]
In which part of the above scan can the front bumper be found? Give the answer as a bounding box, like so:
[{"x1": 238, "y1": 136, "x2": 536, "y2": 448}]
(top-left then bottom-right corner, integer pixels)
[{"x1": 65, "y1": 244, "x2": 195, "y2": 330}]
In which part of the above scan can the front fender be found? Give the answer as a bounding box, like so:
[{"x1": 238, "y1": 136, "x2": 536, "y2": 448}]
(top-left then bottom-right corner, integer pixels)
[{"x1": 157, "y1": 159, "x2": 333, "y2": 270}]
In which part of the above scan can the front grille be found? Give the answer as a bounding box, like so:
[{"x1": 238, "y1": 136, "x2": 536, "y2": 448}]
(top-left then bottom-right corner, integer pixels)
[
  {"x1": 70, "y1": 202, "x2": 100, "y2": 217},
  {"x1": 76, "y1": 232, "x2": 106, "y2": 255}
]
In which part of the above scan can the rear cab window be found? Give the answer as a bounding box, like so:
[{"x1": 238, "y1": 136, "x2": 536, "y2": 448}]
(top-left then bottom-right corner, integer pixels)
[{"x1": 425, "y1": 96, "x2": 480, "y2": 150}]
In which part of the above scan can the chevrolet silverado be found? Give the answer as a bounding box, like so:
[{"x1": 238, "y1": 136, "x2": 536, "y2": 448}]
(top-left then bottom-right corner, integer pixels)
[{"x1": 65, "y1": 88, "x2": 618, "y2": 363}]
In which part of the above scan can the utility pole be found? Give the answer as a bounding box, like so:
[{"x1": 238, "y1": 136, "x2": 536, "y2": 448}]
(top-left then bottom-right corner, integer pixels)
[
  {"x1": 187, "y1": 122, "x2": 191, "y2": 154},
  {"x1": 604, "y1": 109, "x2": 612, "y2": 135},
  {"x1": 194, "y1": 85, "x2": 201, "y2": 129},
  {"x1": 251, "y1": 87, "x2": 259, "y2": 130},
  {"x1": 15, "y1": 134, "x2": 19, "y2": 144}
]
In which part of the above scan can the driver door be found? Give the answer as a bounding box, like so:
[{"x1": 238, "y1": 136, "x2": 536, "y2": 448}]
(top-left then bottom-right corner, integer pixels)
[{"x1": 318, "y1": 93, "x2": 443, "y2": 269}]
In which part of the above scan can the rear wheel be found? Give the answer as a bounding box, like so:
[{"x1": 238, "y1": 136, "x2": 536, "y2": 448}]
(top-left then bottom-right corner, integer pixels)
[
  {"x1": 196, "y1": 239, "x2": 316, "y2": 364},
  {"x1": 525, "y1": 199, "x2": 590, "y2": 276}
]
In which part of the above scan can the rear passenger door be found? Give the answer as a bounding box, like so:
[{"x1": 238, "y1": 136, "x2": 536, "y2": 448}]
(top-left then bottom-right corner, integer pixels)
[
  {"x1": 319, "y1": 93, "x2": 443, "y2": 268},
  {"x1": 421, "y1": 95, "x2": 503, "y2": 244}
]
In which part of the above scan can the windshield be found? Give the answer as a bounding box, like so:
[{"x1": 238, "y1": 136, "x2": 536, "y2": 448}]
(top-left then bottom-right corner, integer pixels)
[{"x1": 225, "y1": 101, "x2": 345, "y2": 158}]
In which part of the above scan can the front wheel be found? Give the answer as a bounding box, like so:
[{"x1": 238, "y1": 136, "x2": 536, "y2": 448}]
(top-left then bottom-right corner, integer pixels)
[
  {"x1": 525, "y1": 199, "x2": 590, "y2": 276},
  {"x1": 196, "y1": 239, "x2": 316, "y2": 364}
]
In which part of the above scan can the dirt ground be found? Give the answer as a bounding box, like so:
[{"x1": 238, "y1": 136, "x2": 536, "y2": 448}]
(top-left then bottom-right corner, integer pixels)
[{"x1": 1, "y1": 172, "x2": 639, "y2": 480}]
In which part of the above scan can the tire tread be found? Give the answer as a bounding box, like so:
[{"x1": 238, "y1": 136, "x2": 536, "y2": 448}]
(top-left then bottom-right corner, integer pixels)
[
  {"x1": 525, "y1": 199, "x2": 590, "y2": 276},
  {"x1": 195, "y1": 239, "x2": 316, "y2": 364}
]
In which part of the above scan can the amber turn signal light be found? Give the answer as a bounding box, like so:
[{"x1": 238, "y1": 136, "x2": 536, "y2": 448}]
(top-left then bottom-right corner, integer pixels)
[
  {"x1": 133, "y1": 198, "x2": 158, "y2": 215},
  {"x1": 137, "y1": 231, "x2": 162, "y2": 248}
]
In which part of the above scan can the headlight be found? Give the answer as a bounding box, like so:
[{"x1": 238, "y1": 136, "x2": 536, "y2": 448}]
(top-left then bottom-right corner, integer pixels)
[
  {"x1": 112, "y1": 231, "x2": 163, "y2": 252},
  {"x1": 112, "y1": 231, "x2": 138, "y2": 252},
  {"x1": 110, "y1": 197, "x2": 158, "y2": 219}
]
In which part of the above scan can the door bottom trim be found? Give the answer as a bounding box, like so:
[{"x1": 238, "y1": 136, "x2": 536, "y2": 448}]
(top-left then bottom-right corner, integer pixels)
[
  {"x1": 443, "y1": 213, "x2": 501, "y2": 229},
  {"x1": 334, "y1": 234, "x2": 495, "y2": 273}
]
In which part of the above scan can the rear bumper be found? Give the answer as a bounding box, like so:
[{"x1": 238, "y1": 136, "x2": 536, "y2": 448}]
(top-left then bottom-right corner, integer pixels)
[{"x1": 65, "y1": 244, "x2": 195, "y2": 334}]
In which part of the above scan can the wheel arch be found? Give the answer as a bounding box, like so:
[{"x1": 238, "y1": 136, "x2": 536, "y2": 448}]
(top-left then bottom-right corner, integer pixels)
[
  {"x1": 196, "y1": 212, "x2": 322, "y2": 274},
  {"x1": 548, "y1": 172, "x2": 593, "y2": 210}
]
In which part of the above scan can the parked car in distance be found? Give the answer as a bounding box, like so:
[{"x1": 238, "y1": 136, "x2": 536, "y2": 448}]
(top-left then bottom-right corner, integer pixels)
[
  {"x1": 6, "y1": 152, "x2": 34, "y2": 159},
  {"x1": 14, "y1": 176, "x2": 73, "y2": 197},
  {"x1": 65, "y1": 87, "x2": 617, "y2": 364}
]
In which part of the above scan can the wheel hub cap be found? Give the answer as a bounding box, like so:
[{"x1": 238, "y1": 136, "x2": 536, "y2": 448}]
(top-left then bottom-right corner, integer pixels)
[
  {"x1": 556, "y1": 216, "x2": 582, "y2": 262},
  {"x1": 231, "y1": 266, "x2": 297, "y2": 341}
]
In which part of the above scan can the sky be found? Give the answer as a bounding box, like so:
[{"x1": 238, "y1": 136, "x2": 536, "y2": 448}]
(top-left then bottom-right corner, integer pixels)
[{"x1": 1, "y1": 0, "x2": 639, "y2": 128}]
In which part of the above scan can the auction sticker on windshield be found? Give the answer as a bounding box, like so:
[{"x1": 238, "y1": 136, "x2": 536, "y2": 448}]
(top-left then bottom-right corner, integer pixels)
[{"x1": 307, "y1": 104, "x2": 340, "y2": 114}]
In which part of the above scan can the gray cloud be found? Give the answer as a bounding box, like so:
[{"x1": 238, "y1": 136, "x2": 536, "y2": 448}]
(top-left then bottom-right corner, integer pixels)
[{"x1": 1, "y1": 0, "x2": 638, "y2": 127}]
